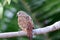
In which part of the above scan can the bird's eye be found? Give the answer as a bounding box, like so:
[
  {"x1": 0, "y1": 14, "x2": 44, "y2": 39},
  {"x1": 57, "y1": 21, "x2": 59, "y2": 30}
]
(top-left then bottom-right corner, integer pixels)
[{"x1": 19, "y1": 13, "x2": 20, "y2": 14}]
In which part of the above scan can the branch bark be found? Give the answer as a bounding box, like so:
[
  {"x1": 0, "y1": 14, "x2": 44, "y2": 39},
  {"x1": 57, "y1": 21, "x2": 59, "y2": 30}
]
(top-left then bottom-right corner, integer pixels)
[{"x1": 0, "y1": 21, "x2": 60, "y2": 38}]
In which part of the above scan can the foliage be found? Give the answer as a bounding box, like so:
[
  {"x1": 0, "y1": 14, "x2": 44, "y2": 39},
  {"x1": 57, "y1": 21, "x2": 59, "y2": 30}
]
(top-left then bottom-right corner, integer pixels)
[{"x1": 0, "y1": 0, "x2": 60, "y2": 40}]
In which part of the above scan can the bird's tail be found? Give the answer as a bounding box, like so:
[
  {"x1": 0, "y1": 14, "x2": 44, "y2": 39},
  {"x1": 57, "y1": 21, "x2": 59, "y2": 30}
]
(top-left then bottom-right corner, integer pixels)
[
  {"x1": 27, "y1": 22, "x2": 34, "y2": 40},
  {"x1": 27, "y1": 28, "x2": 32, "y2": 40}
]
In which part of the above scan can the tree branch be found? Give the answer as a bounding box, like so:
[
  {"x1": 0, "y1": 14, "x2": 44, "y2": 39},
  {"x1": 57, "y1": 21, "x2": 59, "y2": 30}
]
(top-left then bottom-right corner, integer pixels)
[{"x1": 0, "y1": 21, "x2": 60, "y2": 38}]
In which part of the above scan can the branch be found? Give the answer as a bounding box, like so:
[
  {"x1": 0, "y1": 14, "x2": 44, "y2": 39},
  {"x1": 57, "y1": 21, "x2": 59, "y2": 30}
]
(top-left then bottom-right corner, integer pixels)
[{"x1": 0, "y1": 21, "x2": 60, "y2": 38}]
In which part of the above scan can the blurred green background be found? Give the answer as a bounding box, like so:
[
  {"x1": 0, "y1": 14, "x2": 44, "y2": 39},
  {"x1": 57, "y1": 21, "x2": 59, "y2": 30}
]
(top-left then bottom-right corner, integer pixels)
[{"x1": 0, "y1": 0, "x2": 60, "y2": 40}]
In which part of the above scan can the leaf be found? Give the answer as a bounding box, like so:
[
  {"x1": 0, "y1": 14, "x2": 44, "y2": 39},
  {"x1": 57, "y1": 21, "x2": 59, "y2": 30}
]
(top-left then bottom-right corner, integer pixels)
[
  {"x1": 0, "y1": 3, "x2": 3, "y2": 19},
  {"x1": 3, "y1": 0, "x2": 11, "y2": 6},
  {"x1": 6, "y1": 0, "x2": 11, "y2": 5}
]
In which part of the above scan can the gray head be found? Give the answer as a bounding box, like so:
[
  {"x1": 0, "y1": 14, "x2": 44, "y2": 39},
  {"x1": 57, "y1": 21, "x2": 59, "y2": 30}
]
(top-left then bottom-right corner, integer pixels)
[{"x1": 17, "y1": 11, "x2": 28, "y2": 16}]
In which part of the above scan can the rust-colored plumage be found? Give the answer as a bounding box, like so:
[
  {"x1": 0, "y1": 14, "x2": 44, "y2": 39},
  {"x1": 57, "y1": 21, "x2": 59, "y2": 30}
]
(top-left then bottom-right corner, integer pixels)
[{"x1": 17, "y1": 11, "x2": 34, "y2": 40}]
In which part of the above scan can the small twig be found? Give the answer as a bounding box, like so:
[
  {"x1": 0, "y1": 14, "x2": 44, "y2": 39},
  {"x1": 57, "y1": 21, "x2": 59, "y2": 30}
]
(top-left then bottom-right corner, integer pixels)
[{"x1": 0, "y1": 21, "x2": 60, "y2": 38}]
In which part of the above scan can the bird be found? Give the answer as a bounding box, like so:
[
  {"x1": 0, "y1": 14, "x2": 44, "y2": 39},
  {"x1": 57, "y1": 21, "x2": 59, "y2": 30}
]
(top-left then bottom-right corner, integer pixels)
[{"x1": 17, "y1": 11, "x2": 34, "y2": 40}]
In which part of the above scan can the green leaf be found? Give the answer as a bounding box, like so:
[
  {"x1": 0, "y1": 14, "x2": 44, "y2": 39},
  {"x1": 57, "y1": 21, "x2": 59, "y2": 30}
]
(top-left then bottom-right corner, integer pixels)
[
  {"x1": 0, "y1": 3, "x2": 3, "y2": 19},
  {"x1": 3, "y1": 0, "x2": 11, "y2": 6},
  {"x1": 6, "y1": 0, "x2": 11, "y2": 5}
]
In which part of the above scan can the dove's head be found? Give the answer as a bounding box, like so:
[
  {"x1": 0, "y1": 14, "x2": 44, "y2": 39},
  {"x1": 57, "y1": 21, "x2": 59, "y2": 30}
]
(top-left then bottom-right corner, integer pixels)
[{"x1": 17, "y1": 11, "x2": 28, "y2": 16}]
